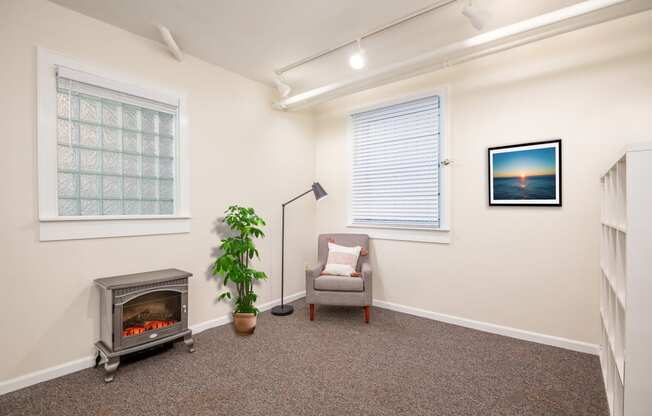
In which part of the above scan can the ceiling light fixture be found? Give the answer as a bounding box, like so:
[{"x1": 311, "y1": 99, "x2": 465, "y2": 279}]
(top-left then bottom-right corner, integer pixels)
[
  {"x1": 274, "y1": 0, "x2": 641, "y2": 110},
  {"x1": 462, "y1": 0, "x2": 490, "y2": 31},
  {"x1": 349, "y1": 39, "x2": 366, "y2": 70},
  {"x1": 273, "y1": 73, "x2": 292, "y2": 98},
  {"x1": 273, "y1": 0, "x2": 457, "y2": 84}
]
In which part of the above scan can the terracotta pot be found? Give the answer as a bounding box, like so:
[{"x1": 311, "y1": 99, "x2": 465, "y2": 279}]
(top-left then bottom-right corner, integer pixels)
[{"x1": 233, "y1": 312, "x2": 257, "y2": 335}]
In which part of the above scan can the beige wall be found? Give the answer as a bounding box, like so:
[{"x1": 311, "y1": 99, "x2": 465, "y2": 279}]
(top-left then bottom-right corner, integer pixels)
[
  {"x1": 0, "y1": 0, "x2": 316, "y2": 382},
  {"x1": 313, "y1": 11, "x2": 652, "y2": 345},
  {"x1": 1, "y1": 0, "x2": 651, "y2": 388}
]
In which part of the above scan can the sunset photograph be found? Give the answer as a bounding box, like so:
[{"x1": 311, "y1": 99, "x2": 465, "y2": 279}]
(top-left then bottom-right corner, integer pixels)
[{"x1": 489, "y1": 140, "x2": 561, "y2": 205}]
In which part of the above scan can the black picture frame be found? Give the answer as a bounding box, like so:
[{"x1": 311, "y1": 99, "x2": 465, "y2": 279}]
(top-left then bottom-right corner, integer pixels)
[{"x1": 488, "y1": 139, "x2": 562, "y2": 207}]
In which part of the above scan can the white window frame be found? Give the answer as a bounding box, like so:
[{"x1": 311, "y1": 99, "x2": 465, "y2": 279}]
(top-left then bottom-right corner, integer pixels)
[
  {"x1": 346, "y1": 87, "x2": 451, "y2": 244},
  {"x1": 36, "y1": 47, "x2": 191, "y2": 241}
]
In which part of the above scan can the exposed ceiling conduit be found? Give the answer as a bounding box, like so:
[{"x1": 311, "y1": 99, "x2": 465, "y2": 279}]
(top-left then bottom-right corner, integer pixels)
[
  {"x1": 157, "y1": 25, "x2": 184, "y2": 62},
  {"x1": 273, "y1": 0, "x2": 651, "y2": 110},
  {"x1": 274, "y1": 0, "x2": 457, "y2": 76}
]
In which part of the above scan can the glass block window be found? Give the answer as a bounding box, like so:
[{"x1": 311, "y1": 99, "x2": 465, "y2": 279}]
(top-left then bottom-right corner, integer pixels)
[{"x1": 56, "y1": 75, "x2": 177, "y2": 216}]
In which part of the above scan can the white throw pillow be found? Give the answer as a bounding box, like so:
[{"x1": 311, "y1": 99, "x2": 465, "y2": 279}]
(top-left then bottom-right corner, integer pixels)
[{"x1": 323, "y1": 242, "x2": 362, "y2": 277}]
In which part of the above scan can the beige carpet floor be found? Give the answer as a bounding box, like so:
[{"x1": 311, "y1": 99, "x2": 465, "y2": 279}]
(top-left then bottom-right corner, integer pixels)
[{"x1": 0, "y1": 299, "x2": 608, "y2": 416}]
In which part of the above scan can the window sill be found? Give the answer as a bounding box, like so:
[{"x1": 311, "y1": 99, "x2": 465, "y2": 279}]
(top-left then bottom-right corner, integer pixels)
[
  {"x1": 40, "y1": 215, "x2": 191, "y2": 222},
  {"x1": 346, "y1": 223, "x2": 451, "y2": 244},
  {"x1": 39, "y1": 216, "x2": 191, "y2": 241}
]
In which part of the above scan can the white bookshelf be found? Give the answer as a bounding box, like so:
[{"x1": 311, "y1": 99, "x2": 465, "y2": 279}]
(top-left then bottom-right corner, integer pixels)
[{"x1": 599, "y1": 143, "x2": 652, "y2": 416}]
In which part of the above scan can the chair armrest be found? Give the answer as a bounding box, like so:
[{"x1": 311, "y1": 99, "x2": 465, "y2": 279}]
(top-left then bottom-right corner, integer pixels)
[
  {"x1": 305, "y1": 262, "x2": 324, "y2": 299},
  {"x1": 306, "y1": 262, "x2": 324, "y2": 279},
  {"x1": 361, "y1": 262, "x2": 372, "y2": 304},
  {"x1": 361, "y1": 262, "x2": 372, "y2": 279}
]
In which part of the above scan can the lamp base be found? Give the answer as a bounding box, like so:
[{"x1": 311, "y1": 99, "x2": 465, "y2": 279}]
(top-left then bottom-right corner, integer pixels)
[{"x1": 271, "y1": 304, "x2": 294, "y2": 316}]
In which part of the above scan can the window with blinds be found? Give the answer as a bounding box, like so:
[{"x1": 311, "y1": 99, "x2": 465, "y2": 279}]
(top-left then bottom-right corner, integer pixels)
[
  {"x1": 55, "y1": 70, "x2": 177, "y2": 216},
  {"x1": 351, "y1": 95, "x2": 441, "y2": 228}
]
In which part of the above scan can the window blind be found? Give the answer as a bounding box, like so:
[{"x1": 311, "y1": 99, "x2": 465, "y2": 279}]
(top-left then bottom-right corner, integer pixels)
[
  {"x1": 351, "y1": 95, "x2": 440, "y2": 228},
  {"x1": 55, "y1": 71, "x2": 177, "y2": 216}
]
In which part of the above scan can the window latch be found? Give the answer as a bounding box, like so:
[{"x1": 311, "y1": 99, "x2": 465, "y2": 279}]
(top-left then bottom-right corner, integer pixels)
[{"x1": 440, "y1": 159, "x2": 453, "y2": 167}]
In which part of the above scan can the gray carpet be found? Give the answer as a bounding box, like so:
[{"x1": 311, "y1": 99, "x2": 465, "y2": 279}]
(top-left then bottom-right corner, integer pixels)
[{"x1": 0, "y1": 299, "x2": 607, "y2": 416}]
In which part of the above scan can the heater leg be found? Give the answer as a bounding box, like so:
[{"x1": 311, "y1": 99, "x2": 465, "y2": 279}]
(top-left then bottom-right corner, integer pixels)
[
  {"x1": 104, "y1": 357, "x2": 120, "y2": 383},
  {"x1": 309, "y1": 304, "x2": 315, "y2": 321},
  {"x1": 184, "y1": 333, "x2": 195, "y2": 353}
]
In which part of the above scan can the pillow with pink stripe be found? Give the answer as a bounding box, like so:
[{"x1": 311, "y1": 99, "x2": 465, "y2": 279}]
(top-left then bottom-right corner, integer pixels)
[{"x1": 322, "y1": 242, "x2": 362, "y2": 277}]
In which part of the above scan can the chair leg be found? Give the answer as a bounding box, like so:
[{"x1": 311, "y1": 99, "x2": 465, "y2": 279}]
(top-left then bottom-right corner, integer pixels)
[
  {"x1": 364, "y1": 305, "x2": 370, "y2": 323},
  {"x1": 309, "y1": 304, "x2": 315, "y2": 321}
]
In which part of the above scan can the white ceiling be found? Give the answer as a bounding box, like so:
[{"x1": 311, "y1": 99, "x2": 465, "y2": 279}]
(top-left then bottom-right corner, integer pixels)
[{"x1": 50, "y1": 0, "x2": 583, "y2": 93}]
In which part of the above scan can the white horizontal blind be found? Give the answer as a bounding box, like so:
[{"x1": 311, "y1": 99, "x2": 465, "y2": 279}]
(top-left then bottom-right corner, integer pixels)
[
  {"x1": 351, "y1": 95, "x2": 440, "y2": 228},
  {"x1": 55, "y1": 72, "x2": 177, "y2": 216}
]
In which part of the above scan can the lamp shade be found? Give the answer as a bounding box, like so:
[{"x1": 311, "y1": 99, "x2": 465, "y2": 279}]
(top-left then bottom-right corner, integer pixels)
[{"x1": 311, "y1": 182, "x2": 328, "y2": 201}]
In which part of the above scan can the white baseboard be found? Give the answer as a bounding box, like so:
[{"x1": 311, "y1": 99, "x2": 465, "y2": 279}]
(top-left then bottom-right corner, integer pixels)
[
  {"x1": 189, "y1": 291, "x2": 306, "y2": 334},
  {"x1": 189, "y1": 314, "x2": 232, "y2": 334},
  {"x1": 258, "y1": 290, "x2": 306, "y2": 312},
  {"x1": 0, "y1": 355, "x2": 96, "y2": 396},
  {"x1": 373, "y1": 299, "x2": 599, "y2": 355},
  {"x1": 0, "y1": 291, "x2": 307, "y2": 396}
]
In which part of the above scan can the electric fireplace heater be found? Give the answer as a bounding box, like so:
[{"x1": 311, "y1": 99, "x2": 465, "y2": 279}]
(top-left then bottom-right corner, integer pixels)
[{"x1": 94, "y1": 269, "x2": 195, "y2": 382}]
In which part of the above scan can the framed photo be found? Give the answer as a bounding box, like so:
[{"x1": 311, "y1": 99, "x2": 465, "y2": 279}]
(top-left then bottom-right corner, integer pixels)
[{"x1": 488, "y1": 139, "x2": 562, "y2": 206}]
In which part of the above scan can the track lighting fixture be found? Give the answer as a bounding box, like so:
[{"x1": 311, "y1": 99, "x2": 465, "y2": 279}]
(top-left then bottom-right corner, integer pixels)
[
  {"x1": 462, "y1": 0, "x2": 490, "y2": 31},
  {"x1": 348, "y1": 39, "x2": 366, "y2": 70},
  {"x1": 273, "y1": 73, "x2": 292, "y2": 98}
]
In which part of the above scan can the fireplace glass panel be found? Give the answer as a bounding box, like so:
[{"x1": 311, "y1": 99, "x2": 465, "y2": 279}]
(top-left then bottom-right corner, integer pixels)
[{"x1": 122, "y1": 291, "x2": 181, "y2": 337}]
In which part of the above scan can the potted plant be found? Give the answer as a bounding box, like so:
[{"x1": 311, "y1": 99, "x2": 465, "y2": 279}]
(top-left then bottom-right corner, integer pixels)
[{"x1": 213, "y1": 205, "x2": 268, "y2": 335}]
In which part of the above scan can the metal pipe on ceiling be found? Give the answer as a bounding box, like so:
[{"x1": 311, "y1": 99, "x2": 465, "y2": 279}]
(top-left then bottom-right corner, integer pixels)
[
  {"x1": 273, "y1": 0, "x2": 650, "y2": 110},
  {"x1": 274, "y1": 0, "x2": 458, "y2": 75}
]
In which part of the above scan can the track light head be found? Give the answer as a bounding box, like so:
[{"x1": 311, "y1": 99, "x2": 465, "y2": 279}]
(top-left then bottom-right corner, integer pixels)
[
  {"x1": 462, "y1": 0, "x2": 490, "y2": 31},
  {"x1": 273, "y1": 73, "x2": 292, "y2": 98},
  {"x1": 349, "y1": 39, "x2": 366, "y2": 70},
  {"x1": 349, "y1": 53, "x2": 366, "y2": 70}
]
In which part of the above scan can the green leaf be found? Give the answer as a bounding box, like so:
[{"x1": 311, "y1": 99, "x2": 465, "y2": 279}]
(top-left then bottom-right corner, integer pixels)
[{"x1": 252, "y1": 271, "x2": 267, "y2": 280}]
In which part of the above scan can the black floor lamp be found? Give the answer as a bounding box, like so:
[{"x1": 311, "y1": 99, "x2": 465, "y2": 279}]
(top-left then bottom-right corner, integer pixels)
[{"x1": 271, "y1": 182, "x2": 328, "y2": 316}]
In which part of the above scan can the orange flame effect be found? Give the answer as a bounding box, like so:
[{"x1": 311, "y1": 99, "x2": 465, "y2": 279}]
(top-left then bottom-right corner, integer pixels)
[{"x1": 123, "y1": 320, "x2": 177, "y2": 337}]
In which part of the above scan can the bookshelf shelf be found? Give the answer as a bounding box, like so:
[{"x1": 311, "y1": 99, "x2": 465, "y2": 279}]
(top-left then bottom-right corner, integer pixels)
[{"x1": 599, "y1": 143, "x2": 652, "y2": 416}]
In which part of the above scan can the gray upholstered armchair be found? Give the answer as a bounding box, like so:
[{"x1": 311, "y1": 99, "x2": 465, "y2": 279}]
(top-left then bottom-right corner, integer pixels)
[{"x1": 305, "y1": 233, "x2": 372, "y2": 323}]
